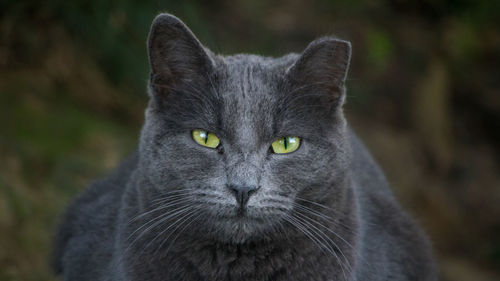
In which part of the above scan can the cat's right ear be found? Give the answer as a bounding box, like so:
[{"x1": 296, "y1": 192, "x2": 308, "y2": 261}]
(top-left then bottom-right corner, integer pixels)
[{"x1": 147, "y1": 14, "x2": 214, "y2": 96}]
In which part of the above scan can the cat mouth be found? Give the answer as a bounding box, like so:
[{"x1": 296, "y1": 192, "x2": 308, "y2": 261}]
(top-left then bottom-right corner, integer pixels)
[
  {"x1": 235, "y1": 205, "x2": 249, "y2": 217},
  {"x1": 213, "y1": 205, "x2": 267, "y2": 222},
  {"x1": 195, "y1": 203, "x2": 287, "y2": 243}
]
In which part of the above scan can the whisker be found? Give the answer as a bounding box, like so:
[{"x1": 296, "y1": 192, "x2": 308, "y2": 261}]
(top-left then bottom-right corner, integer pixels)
[
  {"x1": 151, "y1": 189, "x2": 194, "y2": 202},
  {"x1": 124, "y1": 205, "x2": 195, "y2": 253},
  {"x1": 148, "y1": 195, "x2": 194, "y2": 208},
  {"x1": 140, "y1": 207, "x2": 201, "y2": 260},
  {"x1": 156, "y1": 211, "x2": 205, "y2": 258},
  {"x1": 292, "y1": 202, "x2": 357, "y2": 235},
  {"x1": 128, "y1": 198, "x2": 193, "y2": 224},
  {"x1": 295, "y1": 197, "x2": 336, "y2": 211},
  {"x1": 294, "y1": 209, "x2": 355, "y2": 250},
  {"x1": 286, "y1": 214, "x2": 349, "y2": 281},
  {"x1": 294, "y1": 211, "x2": 353, "y2": 273}
]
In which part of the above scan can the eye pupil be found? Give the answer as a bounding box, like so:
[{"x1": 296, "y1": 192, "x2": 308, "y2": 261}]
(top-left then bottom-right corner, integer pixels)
[
  {"x1": 271, "y1": 136, "x2": 300, "y2": 154},
  {"x1": 192, "y1": 129, "x2": 220, "y2": 149}
]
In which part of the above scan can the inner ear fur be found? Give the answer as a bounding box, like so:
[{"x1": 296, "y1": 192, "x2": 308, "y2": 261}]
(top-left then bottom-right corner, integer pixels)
[
  {"x1": 147, "y1": 13, "x2": 214, "y2": 93},
  {"x1": 286, "y1": 37, "x2": 351, "y2": 105}
]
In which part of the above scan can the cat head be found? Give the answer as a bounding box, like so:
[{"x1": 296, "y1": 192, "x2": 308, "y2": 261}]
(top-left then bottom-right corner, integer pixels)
[{"x1": 137, "y1": 14, "x2": 352, "y2": 243}]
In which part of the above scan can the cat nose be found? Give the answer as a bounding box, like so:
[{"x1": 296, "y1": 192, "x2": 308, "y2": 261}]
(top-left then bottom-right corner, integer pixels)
[{"x1": 227, "y1": 184, "x2": 259, "y2": 206}]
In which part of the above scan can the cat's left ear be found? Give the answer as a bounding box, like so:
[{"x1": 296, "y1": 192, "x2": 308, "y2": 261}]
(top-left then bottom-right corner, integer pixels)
[
  {"x1": 286, "y1": 37, "x2": 351, "y2": 107},
  {"x1": 147, "y1": 13, "x2": 214, "y2": 95}
]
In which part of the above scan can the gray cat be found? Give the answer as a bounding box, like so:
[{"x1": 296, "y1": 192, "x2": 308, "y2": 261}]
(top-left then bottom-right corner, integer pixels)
[{"x1": 53, "y1": 13, "x2": 437, "y2": 281}]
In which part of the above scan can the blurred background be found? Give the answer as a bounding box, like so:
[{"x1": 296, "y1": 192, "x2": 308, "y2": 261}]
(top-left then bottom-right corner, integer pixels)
[{"x1": 1, "y1": 0, "x2": 499, "y2": 280}]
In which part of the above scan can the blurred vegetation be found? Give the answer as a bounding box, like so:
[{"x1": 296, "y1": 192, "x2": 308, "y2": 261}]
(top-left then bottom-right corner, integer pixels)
[{"x1": 1, "y1": 0, "x2": 499, "y2": 280}]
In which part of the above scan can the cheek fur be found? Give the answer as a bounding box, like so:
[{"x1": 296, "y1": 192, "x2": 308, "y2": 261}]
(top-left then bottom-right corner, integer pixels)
[
  {"x1": 144, "y1": 133, "x2": 225, "y2": 189},
  {"x1": 267, "y1": 140, "x2": 341, "y2": 193}
]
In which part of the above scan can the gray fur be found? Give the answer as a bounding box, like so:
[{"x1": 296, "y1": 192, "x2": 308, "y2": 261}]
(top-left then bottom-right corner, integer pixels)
[{"x1": 53, "y1": 13, "x2": 437, "y2": 281}]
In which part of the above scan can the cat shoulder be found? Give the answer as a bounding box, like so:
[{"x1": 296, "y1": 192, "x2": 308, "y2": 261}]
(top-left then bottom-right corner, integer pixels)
[{"x1": 52, "y1": 152, "x2": 138, "y2": 275}]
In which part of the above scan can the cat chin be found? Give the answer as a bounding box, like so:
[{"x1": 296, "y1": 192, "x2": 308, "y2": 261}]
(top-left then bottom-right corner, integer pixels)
[
  {"x1": 193, "y1": 211, "x2": 287, "y2": 244},
  {"x1": 204, "y1": 222, "x2": 276, "y2": 244}
]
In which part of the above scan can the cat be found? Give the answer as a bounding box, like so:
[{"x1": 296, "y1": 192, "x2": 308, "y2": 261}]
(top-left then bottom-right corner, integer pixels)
[{"x1": 53, "y1": 13, "x2": 437, "y2": 281}]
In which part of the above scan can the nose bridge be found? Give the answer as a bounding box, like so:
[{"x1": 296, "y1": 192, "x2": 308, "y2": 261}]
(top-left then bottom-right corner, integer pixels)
[
  {"x1": 225, "y1": 152, "x2": 261, "y2": 207},
  {"x1": 226, "y1": 152, "x2": 260, "y2": 187},
  {"x1": 225, "y1": 81, "x2": 262, "y2": 187}
]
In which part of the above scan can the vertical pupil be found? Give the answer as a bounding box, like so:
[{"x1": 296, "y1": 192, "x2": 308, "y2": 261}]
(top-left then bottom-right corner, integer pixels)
[
  {"x1": 283, "y1": 137, "x2": 288, "y2": 149},
  {"x1": 204, "y1": 132, "x2": 208, "y2": 144}
]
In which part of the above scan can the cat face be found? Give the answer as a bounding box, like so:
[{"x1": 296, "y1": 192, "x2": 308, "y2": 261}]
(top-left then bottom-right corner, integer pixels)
[{"x1": 137, "y1": 14, "x2": 352, "y2": 243}]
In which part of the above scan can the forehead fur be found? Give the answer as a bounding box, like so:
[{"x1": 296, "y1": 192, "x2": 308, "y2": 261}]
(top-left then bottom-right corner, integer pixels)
[
  {"x1": 214, "y1": 54, "x2": 296, "y2": 144},
  {"x1": 152, "y1": 52, "x2": 340, "y2": 149}
]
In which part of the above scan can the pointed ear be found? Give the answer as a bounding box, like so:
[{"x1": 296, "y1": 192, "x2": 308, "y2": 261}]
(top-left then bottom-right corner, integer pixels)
[
  {"x1": 147, "y1": 14, "x2": 214, "y2": 94},
  {"x1": 287, "y1": 37, "x2": 351, "y2": 105}
]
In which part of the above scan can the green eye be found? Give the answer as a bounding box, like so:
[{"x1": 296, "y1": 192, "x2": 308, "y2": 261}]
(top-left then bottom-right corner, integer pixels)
[
  {"x1": 271, "y1": 136, "x2": 301, "y2": 154},
  {"x1": 192, "y1": 129, "x2": 220, "y2": 149}
]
